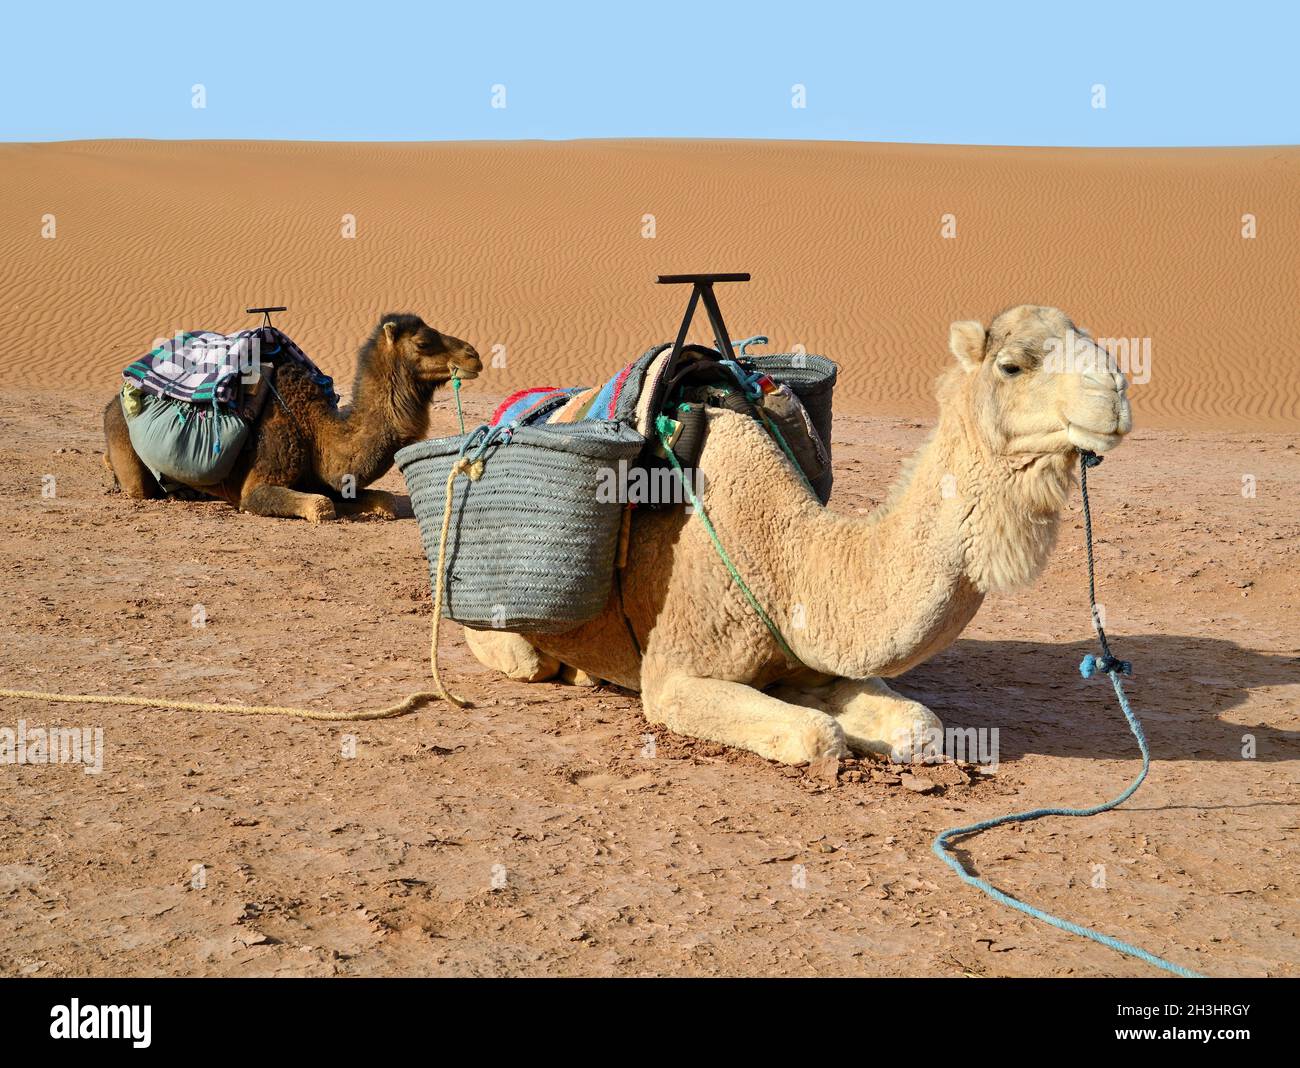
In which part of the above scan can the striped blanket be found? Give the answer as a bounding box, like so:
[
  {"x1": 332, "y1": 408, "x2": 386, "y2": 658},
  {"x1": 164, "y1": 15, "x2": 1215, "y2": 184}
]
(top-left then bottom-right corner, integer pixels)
[
  {"x1": 489, "y1": 350, "x2": 669, "y2": 432},
  {"x1": 123, "y1": 327, "x2": 337, "y2": 408},
  {"x1": 489, "y1": 348, "x2": 781, "y2": 433},
  {"x1": 488, "y1": 345, "x2": 834, "y2": 502}
]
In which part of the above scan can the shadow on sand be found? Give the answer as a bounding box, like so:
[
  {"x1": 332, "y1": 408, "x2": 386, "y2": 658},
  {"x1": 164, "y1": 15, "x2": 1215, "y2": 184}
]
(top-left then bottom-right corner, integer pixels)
[{"x1": 893, "y1": 635, "x2": 1299, "y2": 764}]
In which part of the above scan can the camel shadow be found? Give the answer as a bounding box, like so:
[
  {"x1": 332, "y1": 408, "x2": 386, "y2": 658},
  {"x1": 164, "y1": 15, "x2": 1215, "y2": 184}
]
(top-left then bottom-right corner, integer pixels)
[
  {"x1": 892, "y1": 636, "x2": 1299, "y2": 763},
  {"x1": 382, "y1": 492, "x2": 415, "y2": 519}
]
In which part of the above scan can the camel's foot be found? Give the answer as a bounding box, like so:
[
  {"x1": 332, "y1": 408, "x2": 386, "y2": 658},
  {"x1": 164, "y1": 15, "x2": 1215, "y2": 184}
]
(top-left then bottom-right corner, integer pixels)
[
  {"x1": 817, "y1": 677, "x2": 943, "y2": 762},
  {"x1": 644, "y1": 673, "x2": 846, "y2": 765},
  {"x1": 463, "y1": 627, "x2": 561, "y2": 682},
  {"x1": 335, "y1": 488, "x2": 404, "y2": 520},
  {"x1": 559, "y1": 664, "x2": 601, "y2": 687},
  {"x1": 240, "y1": 484, "x2": 336, "y2": 523}
]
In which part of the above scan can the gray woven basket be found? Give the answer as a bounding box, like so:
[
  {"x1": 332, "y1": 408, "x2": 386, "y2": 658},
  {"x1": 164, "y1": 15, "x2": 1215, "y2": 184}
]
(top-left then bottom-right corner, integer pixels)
[{"x1": 396, "y1": 421, "x2": 646, "y2": 633}]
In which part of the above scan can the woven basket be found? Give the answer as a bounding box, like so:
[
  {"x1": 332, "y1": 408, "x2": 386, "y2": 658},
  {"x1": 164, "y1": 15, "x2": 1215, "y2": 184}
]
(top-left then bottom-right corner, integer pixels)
[{"x1": 396, "y1": 421, "x2": 646, "y2": 633}]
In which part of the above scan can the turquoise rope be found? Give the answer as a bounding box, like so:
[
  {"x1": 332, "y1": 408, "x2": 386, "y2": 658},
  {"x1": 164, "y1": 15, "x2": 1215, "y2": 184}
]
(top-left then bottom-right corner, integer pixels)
[
  {"x1": 660, "y1": 401, "x2": 1198, "y2": 974},
  {"x1": 451, "y1": 372, "x2": 466, "y2": 434},
  {"x1": 755, "y1": 407, "x2": 818, "y2": 498},
  {"x1": 933, "y1": 451, "x2": 1204, "y2": 979},
  {"x1": 731, "y1": 335, "x2": 768, "y2": 356},
  {"x1": 932, "y1": 667, "x2": 1203, "y2": 978}
]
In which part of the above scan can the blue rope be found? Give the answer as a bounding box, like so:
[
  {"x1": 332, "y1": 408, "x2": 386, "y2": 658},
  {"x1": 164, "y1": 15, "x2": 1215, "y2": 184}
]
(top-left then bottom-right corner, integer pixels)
[
  {"x1": 719, "y1": 359, "x2": 767, "y2": 397},
  {"x1": 731, "y1": 335, "x2": 768, "y2": 356},
  {"x1": 456, "y1": 421, "x2": 514, "y2": 461},
  {"x1": 932, "y1": 450, "x2": 1205, "y2": 978}
]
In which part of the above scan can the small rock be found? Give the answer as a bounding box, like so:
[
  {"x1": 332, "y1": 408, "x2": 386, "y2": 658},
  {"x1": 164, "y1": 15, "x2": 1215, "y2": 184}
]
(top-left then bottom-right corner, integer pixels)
[
  {"x1": 235, "y1": 931, "x2": 273, "y2": 948},
  {"x1": 900, "y1": 773, "x2": 938, "y2": 794}
]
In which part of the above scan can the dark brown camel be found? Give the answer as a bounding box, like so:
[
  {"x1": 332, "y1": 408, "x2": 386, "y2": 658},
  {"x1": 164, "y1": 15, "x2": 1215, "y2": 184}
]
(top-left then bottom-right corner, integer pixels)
[{"x1": 103, "y1": 314, "x2": 481, "y2": 521}]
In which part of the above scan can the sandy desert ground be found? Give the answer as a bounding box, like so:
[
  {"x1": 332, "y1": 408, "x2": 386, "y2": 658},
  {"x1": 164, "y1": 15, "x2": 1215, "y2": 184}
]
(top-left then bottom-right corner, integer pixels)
[{"x1": 0, "y1": 140, "x2": 1296, "y2": 976}]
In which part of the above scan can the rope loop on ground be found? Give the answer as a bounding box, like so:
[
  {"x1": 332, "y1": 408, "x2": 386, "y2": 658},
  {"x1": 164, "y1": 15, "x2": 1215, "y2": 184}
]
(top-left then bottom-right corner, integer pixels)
[{"x1": 932, "y1": 448, "x2": 1204, "y2": 978}]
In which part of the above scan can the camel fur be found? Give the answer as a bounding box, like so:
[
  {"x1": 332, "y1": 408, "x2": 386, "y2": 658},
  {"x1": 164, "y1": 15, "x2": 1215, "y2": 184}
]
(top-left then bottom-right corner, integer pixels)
[
  {"x1": 466, "y1": 305, "x2": 1132, "y2": 765},
  {"x1": 104, "y1": 314, "x2": 480, "y2": 522}
]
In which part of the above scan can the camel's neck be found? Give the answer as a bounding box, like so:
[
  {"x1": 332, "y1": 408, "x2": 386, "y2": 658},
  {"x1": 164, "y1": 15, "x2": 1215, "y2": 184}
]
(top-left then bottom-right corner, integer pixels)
[
  {"x1": 779, "y1": 409, "x2": 1073, "y2": 679},
  {"x1": 329, "y1": 358, "x2": 434, "y2": 486}
]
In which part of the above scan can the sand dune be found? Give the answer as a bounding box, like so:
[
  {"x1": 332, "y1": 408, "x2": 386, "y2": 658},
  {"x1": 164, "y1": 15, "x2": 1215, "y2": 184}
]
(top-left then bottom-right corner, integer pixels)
[{"x1": 1, "y1": 139, "x2": 1296, "y2": 428}]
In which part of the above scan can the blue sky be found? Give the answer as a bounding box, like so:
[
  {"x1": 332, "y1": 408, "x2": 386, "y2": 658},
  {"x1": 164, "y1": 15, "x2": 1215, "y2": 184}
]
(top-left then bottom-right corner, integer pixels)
[{"x1": 3, "y1": 1, "x2": 1295, "y2": 145}]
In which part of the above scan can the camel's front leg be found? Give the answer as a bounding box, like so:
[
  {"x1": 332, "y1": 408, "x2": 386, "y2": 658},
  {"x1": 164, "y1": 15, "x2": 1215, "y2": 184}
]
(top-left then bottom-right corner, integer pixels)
[
  {"x1": 644, "y1": 674, "x2": 846, "y2": 765},
  {"x1": 240, "y1": 483, "x2": 336, "y2": 523},
  {"x1": 799, "y1": 677, "x2": 944, "y2": 762},
  {"x1": 334, "y1": 488, "x2": 405, "y2": 519}
]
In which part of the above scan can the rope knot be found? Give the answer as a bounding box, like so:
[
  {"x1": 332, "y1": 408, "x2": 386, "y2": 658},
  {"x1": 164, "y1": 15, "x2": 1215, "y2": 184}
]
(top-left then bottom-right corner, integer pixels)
[
  {"x1": 1079, "y1": 450, "x2": 1104, "y2": 469},
  {"x1": 451, "y1": 457, "x2": 485, "y2": 481},
  {"x1": 1080, "y1": 653, "x2": 1133, "y2": 678}
]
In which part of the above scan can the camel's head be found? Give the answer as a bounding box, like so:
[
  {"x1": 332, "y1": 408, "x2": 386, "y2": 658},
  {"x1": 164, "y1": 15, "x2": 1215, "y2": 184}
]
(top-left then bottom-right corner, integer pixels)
[
  {"x1": 377, "y1": 313, "x2": 482, "y2": 387},
  {"x1": 946, "y1": 305, "x2": 1132, "y2": 461}
]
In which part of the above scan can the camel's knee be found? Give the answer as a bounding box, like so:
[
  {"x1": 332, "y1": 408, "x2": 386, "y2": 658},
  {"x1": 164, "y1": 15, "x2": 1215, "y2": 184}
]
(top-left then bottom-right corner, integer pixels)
[
  {"x1": 103, "y1": 400, "x2": 161, "y2": 499},
  {"x1": 463, "y1": 627, "x2": 561, "y2": 682},
  {"x1": 104, "y1": 445, "x2": 159, "y2": 499}
]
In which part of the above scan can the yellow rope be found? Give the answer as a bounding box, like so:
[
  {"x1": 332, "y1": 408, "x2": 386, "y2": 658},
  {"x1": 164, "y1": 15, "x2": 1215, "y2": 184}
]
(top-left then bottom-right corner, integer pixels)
[
  {"x1": 0, "y1": 457, "x2": 482, "y2": 721},
  {"x1": 425, "y1": 456, "x2": 482, "y2": 707},
  {"x1": 0, "y1": 685, "x2": 437, "y2": 722}
]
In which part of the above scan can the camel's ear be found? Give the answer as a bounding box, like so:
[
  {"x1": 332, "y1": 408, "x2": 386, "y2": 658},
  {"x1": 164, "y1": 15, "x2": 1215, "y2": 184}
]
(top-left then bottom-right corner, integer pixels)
[
  {"x1": 382, "y1": 321, "x2": 398, "y2": 347},
  {"x1": 948, "y1": 320, "x2": 987, "y2": 372}
]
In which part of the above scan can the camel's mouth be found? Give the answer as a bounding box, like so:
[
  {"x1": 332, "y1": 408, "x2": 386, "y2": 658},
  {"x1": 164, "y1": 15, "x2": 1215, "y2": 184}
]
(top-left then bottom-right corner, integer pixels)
[
  {"x1": 1066, "y1": 422, "x2": 1125, "y2": 454},
  {"x1": 449, "y1": 350, "x2": 486, "y2": 379}
]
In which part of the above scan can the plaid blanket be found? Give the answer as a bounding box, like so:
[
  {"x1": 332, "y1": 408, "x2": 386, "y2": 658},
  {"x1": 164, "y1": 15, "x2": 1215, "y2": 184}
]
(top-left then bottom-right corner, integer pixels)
[{"x1": 123, "y1": 327, "x2": 338, "y2": 408}]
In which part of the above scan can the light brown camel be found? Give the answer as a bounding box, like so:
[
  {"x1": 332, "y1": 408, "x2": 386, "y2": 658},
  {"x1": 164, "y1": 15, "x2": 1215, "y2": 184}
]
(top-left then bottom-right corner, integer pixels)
[
  {"x1": 104, "y1": 314, "x2": 481, "y2": 521},
  {"x1": 465, "y1": 305, "x2": 1132, "y2": 764}
]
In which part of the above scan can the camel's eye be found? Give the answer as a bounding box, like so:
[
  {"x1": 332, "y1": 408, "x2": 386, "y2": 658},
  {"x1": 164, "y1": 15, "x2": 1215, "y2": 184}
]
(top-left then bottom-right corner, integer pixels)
[{"x1": 998, "y1": 362, "x2": 1022, "y2": 378}]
